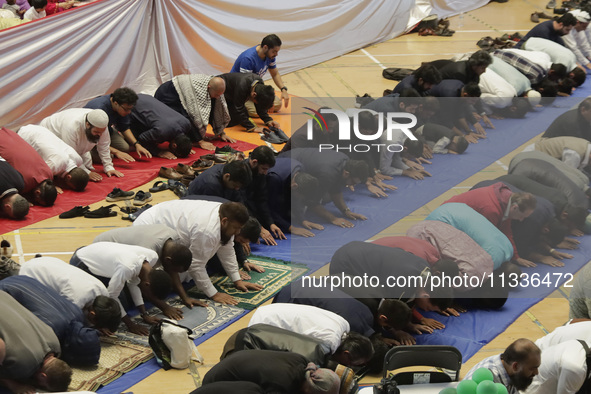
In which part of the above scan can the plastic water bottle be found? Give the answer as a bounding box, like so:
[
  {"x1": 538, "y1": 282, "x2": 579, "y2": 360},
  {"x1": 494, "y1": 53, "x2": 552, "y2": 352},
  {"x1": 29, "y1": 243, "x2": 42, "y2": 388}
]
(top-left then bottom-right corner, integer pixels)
[{"x1": 458, "y1": 12, "x2": 464, "y2": 28}]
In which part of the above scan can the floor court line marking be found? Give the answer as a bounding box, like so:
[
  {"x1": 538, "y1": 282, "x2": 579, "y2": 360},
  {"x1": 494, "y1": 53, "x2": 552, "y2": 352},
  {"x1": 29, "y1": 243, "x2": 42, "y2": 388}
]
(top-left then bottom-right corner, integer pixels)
[
  {"x1": 13, "y1": 229, "x2": 25, "y2": 265},
  {"x1": 495, "y1": 160, "x2": 508, "y2": 170},
  {"x1": 360, "y1": 48, "x2": 387, "y2": 69},
  {"x1": 525, "y1": 311, "x2": 549, "y2": 335},
  {"x1": 23, "y1": 251, "x2": 74, "y2": 256}
]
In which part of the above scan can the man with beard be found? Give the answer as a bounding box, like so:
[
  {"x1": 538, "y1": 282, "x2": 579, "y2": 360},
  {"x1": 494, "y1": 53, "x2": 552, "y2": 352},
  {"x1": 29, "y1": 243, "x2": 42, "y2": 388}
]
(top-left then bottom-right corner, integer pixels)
[
  {"x1": 40, "y1": 108, "x2": 123, "y2": 182},
  {"x1": 515, "y1": 12, "x2": 577, "y2": 49},
  {"x1": 154, "y1": 75, "x2": 234, "y2": 150},
  {"x1": 231, "y1": 34, "x2": 288, "y2": 114},
  {"x1": 464, "y1": 338, "x2": 541, "y2": 393},
  {"x1": 133, "y1": 200, "x2": 263, "y2": 306}
]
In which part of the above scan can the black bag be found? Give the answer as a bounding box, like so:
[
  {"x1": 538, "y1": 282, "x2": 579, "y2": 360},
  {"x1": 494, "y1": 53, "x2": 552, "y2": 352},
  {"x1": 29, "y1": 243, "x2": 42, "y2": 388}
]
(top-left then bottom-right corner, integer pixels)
[
  {"x1": 148, "y1": 320, "x2": 193, "y2": 370},
  {"x1": 382, "y1": 68, "x2": 413, "y2": 81},
  {"x1": 373, "y1": 376, "x2": 400, "y2": 394}
]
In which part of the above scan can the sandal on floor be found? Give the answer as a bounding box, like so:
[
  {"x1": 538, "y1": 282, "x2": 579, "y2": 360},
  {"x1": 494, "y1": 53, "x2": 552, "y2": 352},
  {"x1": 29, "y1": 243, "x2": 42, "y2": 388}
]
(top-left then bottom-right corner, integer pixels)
[
  {"x1": 84, "y1": 204, "x2": 118, "y2": 219},
  {"x1": 149, "y1": 180, "x2": 170, "y2": 193},
  {"x1": 167, "y1": 180, "x2": 188, "y2": 198}
]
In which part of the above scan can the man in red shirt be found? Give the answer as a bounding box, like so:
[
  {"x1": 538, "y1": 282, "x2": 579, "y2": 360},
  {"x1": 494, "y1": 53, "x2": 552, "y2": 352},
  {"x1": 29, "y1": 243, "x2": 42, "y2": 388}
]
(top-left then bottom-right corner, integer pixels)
[
  {"x1": 444, "y1": 182, "x2": 537, "y2": 267},
  {"x1": 0, "y1": 128, "x2": 57, "y2": 207}
]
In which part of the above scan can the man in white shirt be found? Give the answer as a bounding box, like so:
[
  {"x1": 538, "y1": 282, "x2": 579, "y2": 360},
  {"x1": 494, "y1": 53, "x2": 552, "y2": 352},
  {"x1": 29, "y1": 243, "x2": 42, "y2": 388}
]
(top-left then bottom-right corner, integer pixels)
[
  {"x1": 70, "y1": 242, "x2": 170, "y2": 336},
  {"x1": 18, "y1": 256, "x2": 121, "y2": 334},
  {"x1": 564, "y1": 10, "x2": 591, "y2": 70},
  {"x1": 18, "y1": 124, "x2": 89, "y2": 192},
  {"x1": 133, "y1": 200, "x2": 264, "y2": 306},
  {"x1": 39, "y1": 108, "x2": 123, "y2": 182},
  {"x1": 94, "y1": 224, "x2": 193, "y2": 320},
  {"x1": 524, "y1": 340, "x2": 589, "y2": 394},
  {"x1": 535, "y1": 320, "x2": 591, "y2": 349},
  {"x1": 23, "y1": 0, "x2": 45, "y2": 20}
]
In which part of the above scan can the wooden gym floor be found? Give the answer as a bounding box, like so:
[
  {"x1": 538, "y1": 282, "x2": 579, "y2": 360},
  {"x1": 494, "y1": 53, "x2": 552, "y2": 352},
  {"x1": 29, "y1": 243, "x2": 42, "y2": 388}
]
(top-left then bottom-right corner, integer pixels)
[{"x1": 0, "y1": 0, "x2": 580, "y2": 392}]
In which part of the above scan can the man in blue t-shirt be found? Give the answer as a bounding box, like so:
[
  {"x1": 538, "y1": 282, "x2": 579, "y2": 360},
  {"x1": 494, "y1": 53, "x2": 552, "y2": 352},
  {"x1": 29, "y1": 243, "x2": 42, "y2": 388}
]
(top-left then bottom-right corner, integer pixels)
[{"x1": 231, "y1": 34, "x2": 288, "y2": 114}]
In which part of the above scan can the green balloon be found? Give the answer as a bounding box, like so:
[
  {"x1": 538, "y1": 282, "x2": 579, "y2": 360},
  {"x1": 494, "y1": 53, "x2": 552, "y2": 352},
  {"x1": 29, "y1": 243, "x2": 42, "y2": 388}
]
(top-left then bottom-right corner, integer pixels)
[
  {"x1": 439, "y1": 388, "x2": 457, "y2": 394},
  {"x1": 457, "y1": 380, "x2": 478, "y2": 394},
  {"x1": 494, "y1": 383, "x2": 508, "y2": 394},
  {"x1": 476, "y1": 380, "x2": 497, "y2": 394},
  {"x1": 472, "y1": 367, "x2": 494, "y2": 384}
]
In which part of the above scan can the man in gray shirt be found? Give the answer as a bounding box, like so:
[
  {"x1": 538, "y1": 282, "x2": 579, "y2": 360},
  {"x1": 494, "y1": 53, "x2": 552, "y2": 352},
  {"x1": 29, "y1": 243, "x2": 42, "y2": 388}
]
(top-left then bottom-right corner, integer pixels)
[
  {"x1": 0, "y1": 291, "x2": 72, "y2": 393},
  {"x1": 94, "y1": 224, "x2": 194, "y2": 319}
]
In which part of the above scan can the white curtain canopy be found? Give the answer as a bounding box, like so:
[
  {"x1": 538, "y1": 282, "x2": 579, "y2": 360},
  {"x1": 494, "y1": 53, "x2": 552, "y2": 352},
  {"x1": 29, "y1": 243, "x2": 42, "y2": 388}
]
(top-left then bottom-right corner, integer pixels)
[{"x1": 0, "y1": 0, "x2": 488, "y2": 129}]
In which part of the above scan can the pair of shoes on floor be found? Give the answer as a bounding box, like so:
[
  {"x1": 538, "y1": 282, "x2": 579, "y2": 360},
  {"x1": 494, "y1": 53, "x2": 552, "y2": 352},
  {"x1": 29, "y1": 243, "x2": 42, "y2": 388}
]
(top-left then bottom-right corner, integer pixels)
[
  {"x1": 260, "y1": 127, "x2": 289, "y2": 144},
  {"x1": 1, "y1": 239, "x2": 12, "y2": 258},
  {"x1": 215, "y1": 145, "x2": 240, "y2": 154},
  {"x1": 530, "y1": 11, "x2": 553, "y2": 22},
  {"x1": 167, "y1": 180, "x2": 188, "y2": 198},
  {"x1": 122, "y1": 204, "x2": 153, "y2": 222},
  {"x1": 59, "y1": 205, "x2": 90, "y2": 219},
  {"x1": 106, "y1": 187, "x2": 135, "y2": 202},
  {"x1": 175, "y1": 163, "x2": 195, "y2": 178},
  {"x1": 159, "y1": 166, "x2": 184, "y2": 180}
]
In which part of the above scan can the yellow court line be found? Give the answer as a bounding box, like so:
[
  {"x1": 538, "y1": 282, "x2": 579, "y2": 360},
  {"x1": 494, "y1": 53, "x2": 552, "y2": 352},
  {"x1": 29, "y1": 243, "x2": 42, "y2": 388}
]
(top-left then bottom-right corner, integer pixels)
[{"x1": 524, "y1": 311, "x2": 550, "y2": 335}]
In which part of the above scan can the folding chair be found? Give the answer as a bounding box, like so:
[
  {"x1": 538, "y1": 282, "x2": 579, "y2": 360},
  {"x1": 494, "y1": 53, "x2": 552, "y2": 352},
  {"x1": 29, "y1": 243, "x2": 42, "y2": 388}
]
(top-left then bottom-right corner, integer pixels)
[{"x1": 382, "y1": 345, "x2": 462, "y2": 385}]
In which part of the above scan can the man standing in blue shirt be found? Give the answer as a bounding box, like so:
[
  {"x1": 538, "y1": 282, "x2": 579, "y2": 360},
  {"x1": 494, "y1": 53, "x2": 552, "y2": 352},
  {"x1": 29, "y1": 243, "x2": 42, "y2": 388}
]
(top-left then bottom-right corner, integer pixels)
[{"x1": 231, "y1": 34, "x2": 288, "y2": 114}]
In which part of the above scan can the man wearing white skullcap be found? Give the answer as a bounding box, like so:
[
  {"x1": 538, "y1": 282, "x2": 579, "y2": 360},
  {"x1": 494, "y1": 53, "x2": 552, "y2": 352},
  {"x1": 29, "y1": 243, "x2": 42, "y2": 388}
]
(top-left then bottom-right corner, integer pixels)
[
  {"x1": 40, "y1": 108, "x2": 123, "y2": 181},
  {"x1": 564, "y1": 9, "x2": 591, "y2": 70}
]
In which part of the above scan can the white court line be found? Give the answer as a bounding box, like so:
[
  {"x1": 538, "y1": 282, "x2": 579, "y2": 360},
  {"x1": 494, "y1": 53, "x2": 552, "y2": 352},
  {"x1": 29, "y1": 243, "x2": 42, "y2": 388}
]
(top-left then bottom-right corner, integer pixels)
[
  {"x1": 360, "y1": 48, "x2": 387, "y2": 69},
  {"x1": 13, "y1": 229, "x2": 25, "y2": 264},
  {"x1": 452, "y1": 186, "x2": 472, "y2": 189},
  {"x1": 345, "y1": 53, "x2": 463, "y2": 57},
  {"x1": 22, "y1": 251, "x2": 74, "y2": 256},
  {"x1": 496, "y1": 160, "x2": 509, "y2": 170}
]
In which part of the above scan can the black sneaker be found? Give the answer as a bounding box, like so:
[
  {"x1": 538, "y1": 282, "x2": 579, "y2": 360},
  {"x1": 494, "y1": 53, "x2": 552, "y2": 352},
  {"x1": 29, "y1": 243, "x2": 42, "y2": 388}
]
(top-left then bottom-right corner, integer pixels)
[
  {"x1": 215, "y1": 145, "x2": 240, "y2": 154},
  {"x1": 59, "y1": 205, "x2": 90, "y2": 219},
  {"x1": 133, "y1": 190, "x2": 153, "y2": 206},
  {"x1": 106, "y1": 187, "x2": 135, "y2": 202}
]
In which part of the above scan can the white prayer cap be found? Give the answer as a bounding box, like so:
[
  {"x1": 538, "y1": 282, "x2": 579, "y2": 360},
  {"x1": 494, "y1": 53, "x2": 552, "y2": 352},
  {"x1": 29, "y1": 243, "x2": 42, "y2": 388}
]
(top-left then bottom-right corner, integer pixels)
[
  {"x1": 87, "y1": 109, "x2": 109, "y2": 128},
  {"x1": 570, "y1": 9, "x2": 591, "y2": 23}
]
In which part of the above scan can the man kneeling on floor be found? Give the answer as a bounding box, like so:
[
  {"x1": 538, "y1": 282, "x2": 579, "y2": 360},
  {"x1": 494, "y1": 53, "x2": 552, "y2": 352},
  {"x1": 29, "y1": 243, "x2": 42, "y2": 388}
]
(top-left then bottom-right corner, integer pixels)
[
  {"x1": 70, "y1": 242, "x2": 173, "y2": 336},
  {"x1": 133, "y1": 200, "x2": 264, "y2": 306}
]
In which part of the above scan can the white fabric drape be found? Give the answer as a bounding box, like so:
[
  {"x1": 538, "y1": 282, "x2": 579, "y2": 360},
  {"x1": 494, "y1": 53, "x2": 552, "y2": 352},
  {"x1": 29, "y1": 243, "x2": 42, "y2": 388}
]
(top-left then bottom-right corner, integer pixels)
[{"x1": 0, "y1": 0, "x2": 489, "y2": 130}]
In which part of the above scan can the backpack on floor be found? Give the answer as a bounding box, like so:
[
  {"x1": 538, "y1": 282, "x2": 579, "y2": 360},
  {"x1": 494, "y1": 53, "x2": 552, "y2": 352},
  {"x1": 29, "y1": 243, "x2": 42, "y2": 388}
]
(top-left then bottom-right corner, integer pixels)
[
  {"x1": 149, "y1": 319, "x2": 203, "y2": 370},
  {"x1": 382, "y1": 68, "x2": 414, "y2": 81}
]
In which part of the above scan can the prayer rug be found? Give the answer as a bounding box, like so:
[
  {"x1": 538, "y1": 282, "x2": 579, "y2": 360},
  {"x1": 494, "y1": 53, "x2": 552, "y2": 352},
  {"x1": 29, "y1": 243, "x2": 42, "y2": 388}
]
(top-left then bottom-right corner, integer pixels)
[
  {"x1": 69, "y1": 336, "x2": 153, "y2": 392},
  {"x1": 187, "y1": 255, "x2": 309, "y2": 310},
  {"x1": 70, "y1": 297, "x2": 243, "y2": 390},
  {"x1": 0, "y1": 136, "x2": 258, "y2": 235}
]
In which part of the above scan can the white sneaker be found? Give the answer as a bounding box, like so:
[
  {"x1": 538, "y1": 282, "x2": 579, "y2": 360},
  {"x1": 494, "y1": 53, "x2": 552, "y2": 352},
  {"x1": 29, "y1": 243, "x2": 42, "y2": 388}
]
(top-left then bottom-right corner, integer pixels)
[{"x1": 546, "y1": 0, "x2": 556, "y2": 8}]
